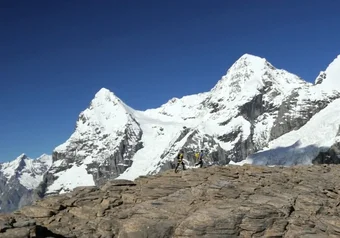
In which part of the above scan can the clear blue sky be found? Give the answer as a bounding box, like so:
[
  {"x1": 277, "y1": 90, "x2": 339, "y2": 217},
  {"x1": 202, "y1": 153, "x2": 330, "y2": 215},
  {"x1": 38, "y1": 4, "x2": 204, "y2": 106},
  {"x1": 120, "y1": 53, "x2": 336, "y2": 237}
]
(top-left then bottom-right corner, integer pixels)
[{"x1": 1, "y1": 0, "x2": 339, "y2": 162}]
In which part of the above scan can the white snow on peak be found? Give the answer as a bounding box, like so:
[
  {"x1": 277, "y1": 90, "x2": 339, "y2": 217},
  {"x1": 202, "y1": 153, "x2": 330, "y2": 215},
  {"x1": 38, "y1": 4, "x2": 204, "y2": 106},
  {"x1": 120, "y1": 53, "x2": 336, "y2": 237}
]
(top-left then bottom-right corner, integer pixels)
[
  {"x1": 239, "y1": 98, "x2": 340, "y2": 166},
  {"x1": 36, "y1": 154, "x2": 52, "y2": 164},
  {"x1": 48, "y1": 88, "x2": 143, "y2": 194},
  {"x1": 235, "y1": 53, "x2": 267, "y2": 68},
  {"x1": 144, "y1": 53, "x2": 306, "y2": 123},
  {"x1": 1, "y1": 154, "x2": 28, "y2": 179},
  {"x1": 46, "y1": 163, "x2": 95, "y2": 194},
  {"x1": 0, "y1": 154, "x2": 52, "y2": 189},
  {"x1": 55, "y1": 87, "x2": 136, "y2": 153},
  {"x1": 144, "y1": 93, "x2": 210, "y2": 121},
  {"x1": 141, "y1": 53, "x2": 311, "y2": 128},
  {"x1": 318, "y1": 55, "x2": 340, "y2": 92},
  {"x1": 93, "y1": 87, "x2": 120, "y2": 103},
  {"x1": 48, "y1": 53, "x2": 340, "y2": 190},
  {"x1": 16, "y1": 153, "x2": 27, "y2": 159},
  {"x1": 210, "y1": 53, "x2": 307, "y2": 107}
]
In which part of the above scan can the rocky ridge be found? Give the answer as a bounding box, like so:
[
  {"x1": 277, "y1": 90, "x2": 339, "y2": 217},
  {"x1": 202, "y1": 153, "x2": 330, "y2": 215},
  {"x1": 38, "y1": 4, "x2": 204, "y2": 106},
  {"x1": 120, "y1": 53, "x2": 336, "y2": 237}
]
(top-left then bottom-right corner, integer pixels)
[{"x1": 1, "y1": 164, "x2": 340, "y2": 237}]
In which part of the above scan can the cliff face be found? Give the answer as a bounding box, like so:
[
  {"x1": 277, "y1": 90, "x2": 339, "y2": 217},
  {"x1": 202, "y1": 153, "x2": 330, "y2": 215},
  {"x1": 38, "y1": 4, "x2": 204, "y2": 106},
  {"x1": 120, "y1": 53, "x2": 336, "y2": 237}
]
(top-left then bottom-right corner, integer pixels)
[{"x1": 1, "y1": 164, "x2": 340, "y2": 238}]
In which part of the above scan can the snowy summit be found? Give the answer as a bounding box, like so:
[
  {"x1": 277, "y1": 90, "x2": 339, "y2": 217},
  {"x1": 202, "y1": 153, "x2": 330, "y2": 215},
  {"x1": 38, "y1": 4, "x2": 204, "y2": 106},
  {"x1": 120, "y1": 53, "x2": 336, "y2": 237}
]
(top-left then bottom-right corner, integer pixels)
[
  {"x1": 0, "y1": 153, "x2": 52, "y2": 189},
  {"x1": 32, "y1": 53, "x2": 340, "y2": 195}
]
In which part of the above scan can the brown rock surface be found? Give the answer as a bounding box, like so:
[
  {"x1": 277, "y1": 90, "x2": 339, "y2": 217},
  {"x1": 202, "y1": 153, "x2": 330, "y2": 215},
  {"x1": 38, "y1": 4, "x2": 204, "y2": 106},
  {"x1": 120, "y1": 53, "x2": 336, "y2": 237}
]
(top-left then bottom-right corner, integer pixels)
[{"x1": 1, "y1": 164, "x2": 340, "y2": 237}]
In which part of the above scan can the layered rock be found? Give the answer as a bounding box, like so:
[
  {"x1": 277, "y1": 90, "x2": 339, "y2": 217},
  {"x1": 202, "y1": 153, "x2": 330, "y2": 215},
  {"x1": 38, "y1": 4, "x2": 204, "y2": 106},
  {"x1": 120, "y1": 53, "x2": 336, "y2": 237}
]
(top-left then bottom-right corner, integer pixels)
[{"x1": 2, "y1": 165, "x2": 340, "y2": 237}]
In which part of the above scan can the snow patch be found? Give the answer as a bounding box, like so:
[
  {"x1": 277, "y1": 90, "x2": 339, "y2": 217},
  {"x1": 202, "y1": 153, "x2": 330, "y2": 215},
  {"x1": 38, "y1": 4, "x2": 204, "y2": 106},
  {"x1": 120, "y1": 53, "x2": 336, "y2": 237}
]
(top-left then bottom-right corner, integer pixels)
[
  {"x1": 46, "y1": 163, "x2": 95, "y2": 194},
  {"x1": 319, "y1": 55, "x2": 340, "y2": 92}
]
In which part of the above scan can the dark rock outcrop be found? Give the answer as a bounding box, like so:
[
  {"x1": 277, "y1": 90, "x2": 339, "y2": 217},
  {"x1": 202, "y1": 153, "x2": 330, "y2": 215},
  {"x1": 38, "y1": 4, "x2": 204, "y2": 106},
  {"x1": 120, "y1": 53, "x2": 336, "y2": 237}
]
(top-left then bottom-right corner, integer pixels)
[
  {"x1": 315, "y1": 71, "x2": 326, "y2": 85},
  {"x1": 270, "y1": 91, "x2": 340, "y2": 141},
  {"x1": 313, "y1": 140, "x2": 340, "y2": 164},
  {"x1": 2, "y1": 165, "x2": 340, "y2": 237},
  {"x1": 154, "y1": 129, "x2": 229, "y2": 173}
]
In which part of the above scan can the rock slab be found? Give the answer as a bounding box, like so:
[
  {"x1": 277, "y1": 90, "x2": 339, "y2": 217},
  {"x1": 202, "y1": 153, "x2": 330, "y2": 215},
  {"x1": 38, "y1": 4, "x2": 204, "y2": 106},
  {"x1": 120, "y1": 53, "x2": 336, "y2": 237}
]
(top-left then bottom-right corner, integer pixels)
[{"x1": 1, "y1": 164, "x2": 340, "y2": 237}]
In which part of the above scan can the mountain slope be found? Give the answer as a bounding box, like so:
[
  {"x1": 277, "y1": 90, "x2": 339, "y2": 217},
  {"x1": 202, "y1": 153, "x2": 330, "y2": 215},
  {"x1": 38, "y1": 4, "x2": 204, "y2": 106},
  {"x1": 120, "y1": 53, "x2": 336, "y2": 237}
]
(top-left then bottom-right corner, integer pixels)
[
  {"x1": 0, "y1": 154, "x2": 52, "y2": 212},
  {"x1": 239, "y1": 97, "x2": 340, "y2": 165},
  {"x1": 47, "y1": 88, "x2": 143, "y2": 194},
  {"x1": 315, "y1": 54, "x2": 340, "y2": 92},
  {"x1": 41, "y1": 53, "x2": 340, "y2": 195}
]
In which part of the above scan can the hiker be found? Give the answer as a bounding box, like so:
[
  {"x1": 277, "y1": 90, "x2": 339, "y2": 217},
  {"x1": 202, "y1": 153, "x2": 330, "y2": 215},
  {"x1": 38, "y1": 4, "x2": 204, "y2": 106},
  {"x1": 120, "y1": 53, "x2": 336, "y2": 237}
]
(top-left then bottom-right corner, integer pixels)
[
  {"x1": 175, "y1": 149, "x2": 186, "y2": 173},
  {"x1": 194, "y1": 151, "x2": 200, "y2": 161},
  {"x1": 195, "y1": 149, "x2": 204, "y2": 168}
]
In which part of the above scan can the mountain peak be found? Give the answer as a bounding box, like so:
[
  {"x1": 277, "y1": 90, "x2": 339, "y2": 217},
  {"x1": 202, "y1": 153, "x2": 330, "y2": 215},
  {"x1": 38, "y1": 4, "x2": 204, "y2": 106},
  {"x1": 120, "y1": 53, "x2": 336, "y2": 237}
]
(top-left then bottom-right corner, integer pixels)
[
  {"x1": 13, "y1": 153, "x2": 29, "y2": 165},
  {"x1": 209, "y1": 53, "x2": 306, "y2": 107},
  {"x1": 87, "y1": 88, "x2": 126, "y2": 112},
  {"x1": 226, "y1": 53, "x2": 271, "y2": 77},
  {"x1": 1, "y1": 153, "x2": 29, "y2": 179},
  {"x1": 211, "y1": 54, "x2": 272, "y2": 94},
  {"x1": 54, "y1": 86, "x2": 137, "y2": 153},
  {"x1": 15, "y1": 153, "x2": 27, "y2": 161},
  {"x1": 93, "y1": 88, "x2": 121, "y2": 103},
  {"x1": 95, "y1": 87, "x2": 113, "y2": 97},
  {"x1": 235, "y1": 53, "x2": 269, "y2": 66},
  {"x1": 238, "y1": 53, "x2": 265, "y2": 61},
  {"x1": 37, "y1": 153, "x2": 49, "y2": 158},
  {"x1": 36, "y1": 154, "x2": 52, "y2": 164},
  {"x1": 318, "y1": 55, "x2": 340, "y2": 92}
]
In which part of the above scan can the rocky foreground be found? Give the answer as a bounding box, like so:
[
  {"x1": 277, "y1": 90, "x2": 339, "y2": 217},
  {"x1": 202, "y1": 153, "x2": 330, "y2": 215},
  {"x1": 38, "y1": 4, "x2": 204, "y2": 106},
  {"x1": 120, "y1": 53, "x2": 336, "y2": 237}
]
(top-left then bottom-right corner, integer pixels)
[{"x1": 1, "y1": 165, "x2": 340, "y2": 238}]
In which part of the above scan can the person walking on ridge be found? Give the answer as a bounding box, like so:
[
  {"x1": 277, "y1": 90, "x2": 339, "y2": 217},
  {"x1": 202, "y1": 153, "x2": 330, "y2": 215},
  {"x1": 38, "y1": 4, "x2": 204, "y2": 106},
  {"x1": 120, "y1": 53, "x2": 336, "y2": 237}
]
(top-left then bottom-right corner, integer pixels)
[
  {"x1": 175, "y1": 149, "x2": 186, "y2": 173},
  {"x1": 195, "y1": 149, "x2": 204, "y2": 168}
]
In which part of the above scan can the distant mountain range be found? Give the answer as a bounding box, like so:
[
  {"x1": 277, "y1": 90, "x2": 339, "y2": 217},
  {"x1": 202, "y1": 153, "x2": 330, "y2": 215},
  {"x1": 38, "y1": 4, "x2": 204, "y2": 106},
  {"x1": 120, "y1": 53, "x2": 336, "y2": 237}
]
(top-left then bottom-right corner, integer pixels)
[
  {"x1": 1, "y1": 53, "x2": 339, "y2": 213},
  {"x1": 0, "y1": 154, "x2": 52, "y2": 212}
]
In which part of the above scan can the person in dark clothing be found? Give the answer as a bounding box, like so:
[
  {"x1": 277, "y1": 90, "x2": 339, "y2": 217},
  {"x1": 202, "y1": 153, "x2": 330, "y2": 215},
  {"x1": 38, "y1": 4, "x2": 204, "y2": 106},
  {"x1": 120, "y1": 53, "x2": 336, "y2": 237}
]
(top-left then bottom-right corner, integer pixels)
[
  {"x1": 175, "y1": 150, "x2": 186, "y2": 173},
  {"x1": 195, "y1": 150, "x2": 204, "y2": 168}
]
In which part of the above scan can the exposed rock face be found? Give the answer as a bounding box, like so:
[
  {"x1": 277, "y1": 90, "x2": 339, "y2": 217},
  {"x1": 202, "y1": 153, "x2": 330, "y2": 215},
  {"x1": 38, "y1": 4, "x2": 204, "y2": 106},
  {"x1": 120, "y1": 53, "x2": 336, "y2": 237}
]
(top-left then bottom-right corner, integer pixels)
[
  {"x1": 152, "y1": 128, "x2": 229, "y2": 174},
  {"x1": 44, "y1": 89, "x2": 144, "y2": 195},
  {"x1": 314, "y1": 71, "x2": 326, "y2": 85},
  {"x1": 313, "y1": 135, "x2": 340, "y2": 164},
  {"x1": 270, "y1": 90, "x2": 340, "y2": 141},
  {"x1": 2, "y1": 165, "x2": 340, "y2": 237}
]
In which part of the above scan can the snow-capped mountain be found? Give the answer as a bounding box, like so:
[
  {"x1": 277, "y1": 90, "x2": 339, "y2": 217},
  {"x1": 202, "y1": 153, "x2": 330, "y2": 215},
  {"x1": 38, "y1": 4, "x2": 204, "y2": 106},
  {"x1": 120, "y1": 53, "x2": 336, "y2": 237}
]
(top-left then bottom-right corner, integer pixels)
[
  {"x1": 239, "y1": 55, "x2": 340, "y2": 166},
  {"x1": 42, "y1": 53, "x2": 340, "y2": 195},
  {"x1": 0, "y1": 154, "x2": 52, "y2": 212}
]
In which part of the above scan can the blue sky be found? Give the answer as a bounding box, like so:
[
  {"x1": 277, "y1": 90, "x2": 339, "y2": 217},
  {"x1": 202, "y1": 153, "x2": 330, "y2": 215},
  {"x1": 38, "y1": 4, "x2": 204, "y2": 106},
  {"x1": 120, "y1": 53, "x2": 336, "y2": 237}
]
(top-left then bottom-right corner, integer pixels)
[{"x1": 1, "y1": 0, "x2": 339, "y2": 162}]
